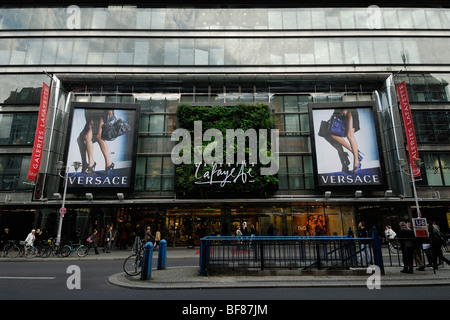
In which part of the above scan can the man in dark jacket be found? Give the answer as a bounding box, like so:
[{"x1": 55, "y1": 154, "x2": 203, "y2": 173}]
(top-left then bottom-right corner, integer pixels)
[
  {"x1": 429, "y1": 224, "x2": 450, "y2": 269},
  {"x1": 397, "y1": 221, "x2": 415, "y2": 273}
]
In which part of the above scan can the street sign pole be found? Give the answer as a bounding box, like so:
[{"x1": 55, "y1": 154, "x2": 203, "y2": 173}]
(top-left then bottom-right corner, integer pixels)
[{"x1": 56, "y1": 165, "x2": 69, "y2": 246}]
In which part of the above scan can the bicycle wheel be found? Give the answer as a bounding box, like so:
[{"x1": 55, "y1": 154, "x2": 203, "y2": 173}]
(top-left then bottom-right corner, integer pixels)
[
  {"x1": 8, "y1": 246, "x2": 20, "y2": 258},
  {"x1": 58, "y1": 245, "x2": 71, "y2": 257},
  {"x1": 77, "y1": 245, "x2": 88, "y2": 257},
  {"x1": 123, "y1": 254, "x2": 143, "y2": 276},
  {"x1": 26, "y1": 246, "x2": 38, "y2": 258}
]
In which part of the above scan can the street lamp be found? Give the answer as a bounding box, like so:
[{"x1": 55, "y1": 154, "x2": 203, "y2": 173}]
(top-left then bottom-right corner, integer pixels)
[
  {"x1": 56, "y1": 160, "x2": 80, "y2": 245},
  {"x1": 399, "y1": 158, "x2": 424, "y2": 218}
]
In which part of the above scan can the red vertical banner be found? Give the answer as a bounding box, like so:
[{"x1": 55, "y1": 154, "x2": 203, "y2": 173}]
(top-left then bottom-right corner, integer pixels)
[
  {"x1": 27, "y1": 82, "x2": 50, "y2": 181},
  {"x1": 397, "y1": 81, "x2": 421, "y2": 178}
]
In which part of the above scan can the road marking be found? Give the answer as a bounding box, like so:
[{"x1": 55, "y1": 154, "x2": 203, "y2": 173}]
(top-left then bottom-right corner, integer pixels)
[{"x1": 0, "y1": 276, "x2": 56, "y2": 280}]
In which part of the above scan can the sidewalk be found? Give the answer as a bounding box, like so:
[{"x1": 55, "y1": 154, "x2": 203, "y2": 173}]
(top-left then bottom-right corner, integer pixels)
[{"x1": 105, "y1": 247, "x2": 450, "y2": 289}]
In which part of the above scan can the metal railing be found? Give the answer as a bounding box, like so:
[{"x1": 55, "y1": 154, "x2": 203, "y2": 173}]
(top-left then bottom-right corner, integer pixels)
[{"x1": 199, "y1": 235, "x2": 381, "y2": 276}]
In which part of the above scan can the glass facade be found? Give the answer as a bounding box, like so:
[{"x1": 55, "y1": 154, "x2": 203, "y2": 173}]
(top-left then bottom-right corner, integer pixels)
[{"x1": 0, "y1": 5, "x2": 449, "y2": 245}]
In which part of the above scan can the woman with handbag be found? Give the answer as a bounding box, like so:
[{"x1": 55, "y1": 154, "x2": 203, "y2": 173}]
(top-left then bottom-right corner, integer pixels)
[
  {"x1": 80, "y1": 109, "x2": 115, "y2": 175},
  {"x1": 321, "y1": 109, "x2": 362, "y2": 173},
  {"x1": 86, "y1": 229, "x2": 99, "y2": 255}
]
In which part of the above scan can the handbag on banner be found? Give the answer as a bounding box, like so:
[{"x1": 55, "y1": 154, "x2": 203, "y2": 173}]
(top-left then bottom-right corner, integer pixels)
[{"x1": 101, "y1": 116, "x2": 131, "y2": 141}]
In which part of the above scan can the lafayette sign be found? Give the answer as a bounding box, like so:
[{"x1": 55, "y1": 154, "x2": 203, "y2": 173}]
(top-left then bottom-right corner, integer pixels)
[
  {"x1": 27, "y1": 82, "x2": 50, "y2": 181},
  {"x1": 397, "y1": 81, "x2": 420, "y2": 178}
]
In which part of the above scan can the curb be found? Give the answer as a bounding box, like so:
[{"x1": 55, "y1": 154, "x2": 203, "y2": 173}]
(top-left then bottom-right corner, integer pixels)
[{"x1": 108, "y1": 266, "x2": 450, "y2": 289}]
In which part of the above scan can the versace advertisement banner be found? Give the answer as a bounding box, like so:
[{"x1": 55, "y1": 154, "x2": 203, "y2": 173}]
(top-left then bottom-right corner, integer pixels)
[
  {"x1": 64, "y1": 102, "x2": 139, "y2": 192},
  {"x1": 310, "y1": 102, "x2": 384, "y2": 187}
]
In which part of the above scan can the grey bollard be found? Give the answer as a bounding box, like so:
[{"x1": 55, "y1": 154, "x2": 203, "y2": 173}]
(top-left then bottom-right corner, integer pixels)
[
  {"x1": 157, "y1": 239, "x2": 167, "y2": 270},
  {"x1": 141, "y1": 241, "x2": 153, "y2": 280}
]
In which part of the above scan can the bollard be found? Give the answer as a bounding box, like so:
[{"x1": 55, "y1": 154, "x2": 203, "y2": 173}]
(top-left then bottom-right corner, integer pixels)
[
  {"x1": 157, "y1": 239, "x2": 167, "y2": 270},
  {"x1": 141, "y1": 241, "x2": 153, "y2": 280},
  {"x1": 372, "y1": 226, "x2": 385, "y2": 275}
]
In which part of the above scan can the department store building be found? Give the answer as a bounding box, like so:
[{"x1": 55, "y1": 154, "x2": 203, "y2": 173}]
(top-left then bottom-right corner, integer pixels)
[{"x1": 1, "y1": 2, "x2": 449, "y2": 246}]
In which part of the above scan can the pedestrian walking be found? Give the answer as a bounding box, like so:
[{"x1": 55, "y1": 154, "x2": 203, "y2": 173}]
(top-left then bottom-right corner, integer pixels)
[
  {"x1": 145, "y1": 226, "x2": 154, "y2": 243},
  {"x1": 87, "y1": 229, "x2": 99, "y2": 255},
  {"x1": 154, "y1": 230, "x2": 161, "y2": 248},
  {"x1": 397, "y1": 221, "x2": 415, "y2": 273},
  {"x1": 429, "y1": 223, "x2": 450, "y2": 269},
  {"x1": 103, "y1": 226, "x2": 113, "y2": 253}
]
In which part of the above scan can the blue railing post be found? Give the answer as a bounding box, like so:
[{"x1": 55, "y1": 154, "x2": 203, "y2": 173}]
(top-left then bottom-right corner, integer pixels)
[
  {"x1": 198, "y1": 238, "x2": 209, "y2": 276},
  {"x1": 141, "y1": 241, "x2": 154, "y2": 280},
  {"x1": 157, "y1": 239, "x2": 167, "y2": 270},
  {"x1": 372, "y1": 226, "x2": 385, "y2": 275}
]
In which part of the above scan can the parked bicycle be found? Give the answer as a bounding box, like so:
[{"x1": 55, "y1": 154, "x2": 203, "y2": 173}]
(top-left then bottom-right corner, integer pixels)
[
  {"x1": 64, "y1": 240, "x2": 89, "y2": 257},
  {"x1": 123, "y1": 238, "x2": 146, "y2": 276},
  {"x1": 39, "y1": 238, "x2": 71, "y2": 258},
  {"x1": 1, "y1": 240, "x2": 15, "y2": 257},
  {"x1": 8, "y1": 240, "x2": 38, "y2": 258}
]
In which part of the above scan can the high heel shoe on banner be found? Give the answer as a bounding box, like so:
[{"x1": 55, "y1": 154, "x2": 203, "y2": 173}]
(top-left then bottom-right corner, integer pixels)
[
  {"x1": 104, "y1": 162, "x2": 115, "y2": 175},
  {"x1": 85, "y1": 162, "x2": 96, "y2": 174}
]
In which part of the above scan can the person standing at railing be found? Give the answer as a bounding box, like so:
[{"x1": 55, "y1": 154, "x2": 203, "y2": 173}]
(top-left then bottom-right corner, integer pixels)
[
  {"x1": 397, "y1": 221, "x2": 415, "y2": 274},
  {"x1": 357, "y1": 222, "x2": 372, "y2": 265}
]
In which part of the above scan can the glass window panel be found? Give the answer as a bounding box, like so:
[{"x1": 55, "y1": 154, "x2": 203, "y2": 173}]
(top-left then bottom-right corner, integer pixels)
[
  {"x1": 146, "y1": 157, "x2": 161, "y2": 175},
  {"x1": 311, "y1": 10, "x2": 326, "y2": 29},
  {"x1": 72, "y1": 40, "x2": 89, "y2": 64},
  {"x1": 426, "y1": 10, "x2": 442, "y2": 29},
  {"x1": 136, "y1": 9, "x2": 151, "y2": 29},
  {"x1": 92, "y1": 9, "x2": 107, "y2": 28},
  {"x1": 373, "y1": 40, "x2": 390, "y2": 64},
  {"x1": 282, "y1": 10, "x2": 297, "y2": 29},
  {"x1": 299, "y1": 38, "x2": 314, "y2": 64},
  {"x1": 0, "y1": 38, "x2": 10, "y2": 64},
  {"x1": 134, "y1": 40, "x2": 149, "y2": 65},
  {"x1": 423, "y1": 153, "x2": 443, "y2": 186},
  {"x1": 162, "y1": 176, "x2": 174, "y2": 190},
  {"x1": 223, "y1": 39, "x2": 238, "y2": 65},
  {"x1": 40, "y1": 39, "x2": 58, "y2": 65},
  {"x1": 441, "y1": 11, "x2": 450, "y2": 29},
  {"x1": 9, "y1": 39, "x2": 26, "y2": 65},
  {"x1": 289, "y1": 176, "x2": 303, "y2": 189},
  {"x1": 402, "y1": 39, "x2": 420, "y2": 64},
  {"x1": 254, "y1": 9, "x2": 268, "y2": 29},
  {"x1": 283, "y1": 96, "x2": 298, "y2": 112},
  {"x1": 136, "y1": 157, "x2": 146, "y2": 175},
  {"x1": 383, "y1": 9, "x2": 399, "y2": 28},
  {"x1": 164, "y1": 40, "x2": 179, "y2": 65},
  {"x1": 314, "y1": 40, "x2": 329, "y2": 64},
  {"x1": 297, "y1": 9, "x2": 311, "y2": 29},
  {"x1": 441, "y1": 154, "x2": 450, "y2": 186},
  {"x1": 268, "y1": 10, "x2": 282, "y2": 29},
  {"x1": 329, "y1": 40, "x2": 343, "y2": 64},
  {"x1": 56, "y1": 40, "x2": 73, "y2": 64},
  {"x1": 285, "y1": 114, "x2": 300, "y2": 132},
  {"x1": 388, "y1": 39, "x2": 404, "y2": 64},
  {"x1": 146, "y1": 176, "x2": 161, "y2": 190},
  {"x1": 278, "y1": 156, "x2": 287, "y2": 174},
  {"x1": 398, "y1": 9, "x2": 413, "y2": 28},
  {"x1": 288, "y1": 156, "x2": 303, "y2": 174},
  {"x1": 411, "y1": 9, "x2": 428, "y2": 28},
  {"x1": 340, "y1": 9, "x2": 355, "y2": 29},
  {"x1": 149, "y1": 39, "x2": 164, "y2": 65},
  {"x1": 149, "y1": 114, "x2": 165, "y2": 133},
  {"x1": 25, "y1": 40, "x2": 43, "y2": 65},
  {"x1": 163, "y1": 157, "x2": 174, "y2": 175},
  {"x1": 300, "y1": 114, "x2": 310, "y2": 133},
  {"x1": 359, "y1": 40, "x2": 375, "y2": 64},
  {"x1": 344, "y1": 40, "x2": 359, "y2": 64},
  {"x1": 151, "y1": 9, "x2": 165, "y2": 29}
]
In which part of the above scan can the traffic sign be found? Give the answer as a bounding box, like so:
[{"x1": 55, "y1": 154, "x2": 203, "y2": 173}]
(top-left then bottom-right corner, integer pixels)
[
  {"x1": 59, "y1": 207, "x2": 67, "y2": 216},
  {"x1": 412, "y1": 217, "x2": 428, "y2": 237}
]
